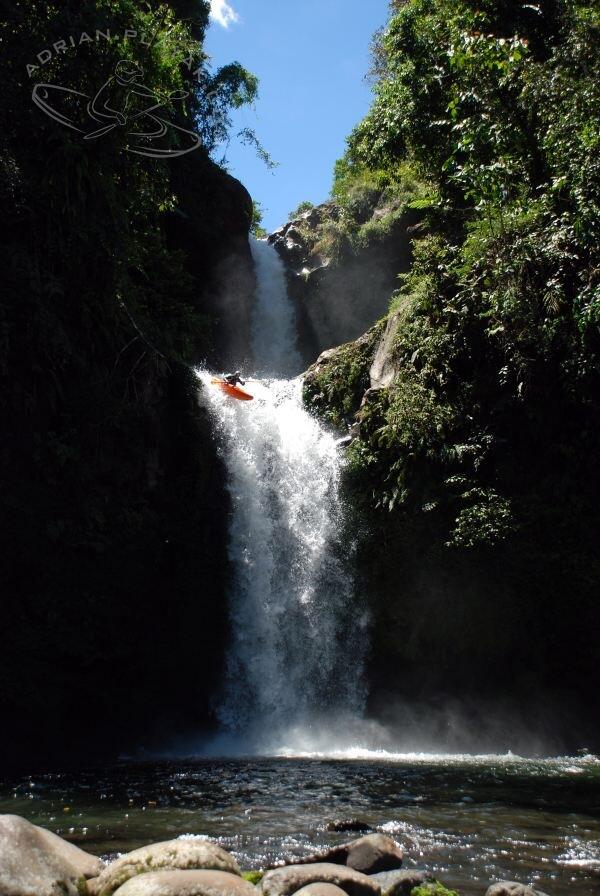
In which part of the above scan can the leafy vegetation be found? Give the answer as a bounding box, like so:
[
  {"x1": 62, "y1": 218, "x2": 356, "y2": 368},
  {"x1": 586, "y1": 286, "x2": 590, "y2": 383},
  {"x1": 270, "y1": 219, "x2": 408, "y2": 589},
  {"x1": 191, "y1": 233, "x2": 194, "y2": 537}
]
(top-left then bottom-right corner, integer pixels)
[
  {"x1": 303, "y1": 326, "x2": 384, "y2": 427},
  {"x1": 305, "y1": 0, "x2": 600, "y2": 731},
  {"x1": 412, "y1": 885, "x2": 460, "y2": 896},
  {"x1": 251, "y1": 200, "x2": 268, "y2": 237},
  {"x1": 242, "y1": 871, "x2": 265, "y2": 884},
  {"x1": 295, "y1": 161, "x2": 427, "y2": 264},
  {"x1": 309, "y1": 0, "x2": 600, "y2": 544},
  {"x1": 289, "y1": 199, "x2": 315, "y2": 218}
]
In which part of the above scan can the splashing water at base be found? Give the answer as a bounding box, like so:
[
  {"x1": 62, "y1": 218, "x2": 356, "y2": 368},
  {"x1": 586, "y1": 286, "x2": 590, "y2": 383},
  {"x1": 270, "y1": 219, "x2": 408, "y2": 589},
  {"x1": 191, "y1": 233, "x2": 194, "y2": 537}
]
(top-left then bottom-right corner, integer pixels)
[{"x1": 197, "y1": 239, "x2": 366, "y2": 752}]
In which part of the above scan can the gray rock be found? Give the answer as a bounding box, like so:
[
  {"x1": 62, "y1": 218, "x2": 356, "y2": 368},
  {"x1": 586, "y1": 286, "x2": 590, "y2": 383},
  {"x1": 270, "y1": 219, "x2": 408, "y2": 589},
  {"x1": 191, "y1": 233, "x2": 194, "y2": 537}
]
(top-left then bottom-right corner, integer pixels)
[
  {"x1": 260, "y1": 863, "x2": 381, "y2": 896},
  {"x1": 290, "y1": 836, "x2": 402, "y2": 876},
  {"x1": 369, "y1": 312, "x2": 402, "y2": 389},
  {"x1": 486, "y1": 884, "x2": 549, "y2": 896},
  {"x1": 0, "y1": 813, "x2": 103, "y2": 896},
  {"x1": 344, "y1": 836, "x2": 403, "y2": 875},
  {"x1": 293, "y1": 885, "x2": 350, "y2": 896},
  {"x1": 110, "y1": 870, "x2": 257, "y2": 896},
  {"x1": 91, "y1": 839, "x2": 240, "y2": 896},
  {"x1": 370, "y1": 870, "x2": 434, "y2": 896}
]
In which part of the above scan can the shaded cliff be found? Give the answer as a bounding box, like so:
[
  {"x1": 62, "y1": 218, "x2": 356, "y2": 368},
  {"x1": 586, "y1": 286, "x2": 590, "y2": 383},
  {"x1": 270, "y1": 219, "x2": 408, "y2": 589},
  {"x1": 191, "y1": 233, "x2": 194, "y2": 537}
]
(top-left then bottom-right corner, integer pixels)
[
  {"x1": 304, "y1": 299, "x2": 600, "y2": 751},
  {"x1": 0, "y1": 1, "x2": 256, "y2": 767},
  {"x1": 269, "y1": 194, "x2": 421, "y2": 365},
  {"x1": 303, "y1": 0, "x2": 600, "y2": 751}
]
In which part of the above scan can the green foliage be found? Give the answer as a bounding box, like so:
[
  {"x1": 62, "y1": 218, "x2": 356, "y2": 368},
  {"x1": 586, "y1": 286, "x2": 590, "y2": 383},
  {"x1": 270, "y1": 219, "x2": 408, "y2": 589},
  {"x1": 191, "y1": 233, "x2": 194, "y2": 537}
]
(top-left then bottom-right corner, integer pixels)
[
  {"x1": 242, "y1": 871, "x2": 264, "y2": 884},
  {"x1": 303, "y1": 326, "x2": 384, "y2": 427},
  {"x1": 286, "y1": 160, "x2": 427, "y2": 268},
  {"x1": 313, "y1": 0, "x2": 600, "y2": 556},
  {"x1": 412, "y1": 884, "x2": 460, "y2": 896},
  {"x1": 313, "y1": 219, "x2": 355, "y2": 264},
  {"x1": 251, "y1": 200, "x2": 268, "y2": 237},
  {"x1": 449, "y1": 487, "x2": 513, "y2": 548},
  {"x1": 290, "y1": 200, "x2": 315, "y2": 218},
  {"x1": 237, "y1": 127, "x2": 279, "y2": 170}
]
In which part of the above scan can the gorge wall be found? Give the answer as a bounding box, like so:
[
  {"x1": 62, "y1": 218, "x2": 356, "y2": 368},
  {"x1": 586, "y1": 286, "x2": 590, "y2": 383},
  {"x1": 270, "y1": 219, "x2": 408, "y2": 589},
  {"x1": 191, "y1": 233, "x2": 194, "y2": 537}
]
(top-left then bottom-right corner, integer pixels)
[
  {"x1": 291, "y1": 0, "x2": 600, "y2": 754},
  {"x1": 269, "y1": 200, "x2": 420, "y2": 365},
  {"x1": 1, "y1": 1, "x2": 256, "y2": 768},
  {"x1": 301, "y1": 294, "x2": 600, "y2": 753},
  {"x1": 1, "y1": 152, "x2": 252, "y2": 769}
]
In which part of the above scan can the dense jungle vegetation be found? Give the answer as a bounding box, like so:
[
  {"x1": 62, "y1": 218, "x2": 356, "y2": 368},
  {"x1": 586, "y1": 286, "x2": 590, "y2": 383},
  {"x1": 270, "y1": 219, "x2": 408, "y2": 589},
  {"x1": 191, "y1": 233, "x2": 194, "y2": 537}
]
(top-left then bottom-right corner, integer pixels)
[
  {"x1": 304, "y1": 0, "x2": 600, "y2": 744},
  {"x1": 0, "y1": 0, "x2": 257, "y2": 766}
]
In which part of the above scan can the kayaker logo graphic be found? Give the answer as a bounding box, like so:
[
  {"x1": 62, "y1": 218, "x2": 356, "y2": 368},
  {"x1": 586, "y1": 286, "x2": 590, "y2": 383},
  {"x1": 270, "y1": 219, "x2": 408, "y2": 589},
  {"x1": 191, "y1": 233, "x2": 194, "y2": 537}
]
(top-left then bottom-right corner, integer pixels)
[{"x1": 29, "y1": 34, "x2": 202, "y2": 159}]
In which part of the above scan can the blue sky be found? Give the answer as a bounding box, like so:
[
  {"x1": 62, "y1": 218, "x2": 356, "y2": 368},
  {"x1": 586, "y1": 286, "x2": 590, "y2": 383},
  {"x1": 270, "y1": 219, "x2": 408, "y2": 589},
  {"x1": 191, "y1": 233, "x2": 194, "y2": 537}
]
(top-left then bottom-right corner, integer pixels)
[{"x1": 205, "y1": 0, "x2": 391, "y2": 233}]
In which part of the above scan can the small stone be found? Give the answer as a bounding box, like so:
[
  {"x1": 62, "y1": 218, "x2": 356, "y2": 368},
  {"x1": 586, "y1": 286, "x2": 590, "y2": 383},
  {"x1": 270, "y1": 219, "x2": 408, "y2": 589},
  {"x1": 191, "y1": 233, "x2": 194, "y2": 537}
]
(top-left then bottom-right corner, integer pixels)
[
  {"x1": 345, "y1": 836, "x2": 403, "y2": 875},
  {"x1": 486, "y1": 884, "x2": 549, "y2": 896}
]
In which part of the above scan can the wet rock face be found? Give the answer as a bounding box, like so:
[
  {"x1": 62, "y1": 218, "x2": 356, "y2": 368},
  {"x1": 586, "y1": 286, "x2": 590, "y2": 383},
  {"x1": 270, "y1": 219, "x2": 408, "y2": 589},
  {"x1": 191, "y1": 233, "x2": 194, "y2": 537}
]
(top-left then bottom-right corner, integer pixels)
[
  {"x1": 105, "y1": 870, "x2": 256, "y2": 896},
  {"x1": 167, "y1": 152, "x2": 255, "y2": 371},
  {"x1": 298, "y1": 835, "x2": 402, "y2": 876},
  {"x1": 268, "y1": 202, "x2": 418, "y2": 366},
  {"x1": 0, "y1": 814, "x2": 103, "y2": 896},
  {"x1": 260, "y1": 863, "x2": 381, "y2": 896},
  {"x1": 90, "y1": 839, "x2": 241, "y2": 896},
  {"x1": 292, "y1": 835, "x2": 403, "y2": 875},
  {"x1": 343, "y1": 835, "x2": 403, "y2": 874},
  {"x1": 369, "y1": 312, "x2": 402, "y2": 390}
]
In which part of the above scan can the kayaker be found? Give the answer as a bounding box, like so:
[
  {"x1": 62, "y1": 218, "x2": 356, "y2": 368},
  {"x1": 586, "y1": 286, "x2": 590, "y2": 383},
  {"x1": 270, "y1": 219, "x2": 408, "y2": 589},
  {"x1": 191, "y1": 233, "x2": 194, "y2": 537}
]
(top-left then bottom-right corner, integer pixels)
[{"x1": 224, "y1": 370, "x2": 245, "y2": 387}]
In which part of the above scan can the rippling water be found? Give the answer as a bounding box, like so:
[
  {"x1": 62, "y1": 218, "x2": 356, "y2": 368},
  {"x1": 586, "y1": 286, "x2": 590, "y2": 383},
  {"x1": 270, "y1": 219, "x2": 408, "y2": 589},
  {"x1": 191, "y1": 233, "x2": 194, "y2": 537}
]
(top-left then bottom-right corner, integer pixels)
[{"x1": 2, "y1": 756, "x2": 599, "y2": 895}]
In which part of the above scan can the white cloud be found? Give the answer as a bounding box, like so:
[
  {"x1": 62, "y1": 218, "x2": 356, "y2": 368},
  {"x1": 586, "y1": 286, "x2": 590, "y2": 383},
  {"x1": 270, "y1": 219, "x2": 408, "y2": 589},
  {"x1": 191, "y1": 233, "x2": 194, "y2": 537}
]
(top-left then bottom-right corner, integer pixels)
[{"x1": 210, "y1": 0, "x2": 240, "y2": 28}]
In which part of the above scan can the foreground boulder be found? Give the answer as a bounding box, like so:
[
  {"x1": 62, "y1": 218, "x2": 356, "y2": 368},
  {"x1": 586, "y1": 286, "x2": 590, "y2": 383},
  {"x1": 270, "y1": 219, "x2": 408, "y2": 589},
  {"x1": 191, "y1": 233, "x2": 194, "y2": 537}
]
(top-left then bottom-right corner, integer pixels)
[
  {"x1": 0, "y1": 814, "x2": 103, "y2": 896},
  {"x1": 108, "y1": 870, "x2": 256, "y2": 896},
  {"x1": 260, "y1": 863, "x2": 381, "y2": 896},
  {"x1": 293, "y1": 835, "x2": 403, "y2": 875},
  {"x1": 486, "y1": 884, "x2": 549, "y2": 896},
  {"x1": 370, "y1": 870, "x2": 434, "y2": 896},
  {"x1": 89, "y1": 839, "x2": 240, "y2": 896}
]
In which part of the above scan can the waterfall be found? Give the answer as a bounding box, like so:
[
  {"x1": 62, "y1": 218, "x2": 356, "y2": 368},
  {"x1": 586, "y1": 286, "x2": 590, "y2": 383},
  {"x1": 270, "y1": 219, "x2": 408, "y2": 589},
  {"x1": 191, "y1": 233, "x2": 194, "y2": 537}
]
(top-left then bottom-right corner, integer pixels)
[
  {"x1": 197, "y1": 238, "x2": 366, "y2": 752},
  {"x1": 249, "y1": 238, "x2": 303, "y2": 378}
]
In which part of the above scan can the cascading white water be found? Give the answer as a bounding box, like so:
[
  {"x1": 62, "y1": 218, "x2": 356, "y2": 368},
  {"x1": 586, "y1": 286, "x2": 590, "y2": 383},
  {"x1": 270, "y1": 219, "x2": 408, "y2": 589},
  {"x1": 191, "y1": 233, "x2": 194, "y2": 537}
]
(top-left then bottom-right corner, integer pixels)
[
  {"x1": 249, "y1": 238, "x2": 303, "y2": 378},
  {"x1": 198, "y1": 238, "x2": 366, "y2": 751}
]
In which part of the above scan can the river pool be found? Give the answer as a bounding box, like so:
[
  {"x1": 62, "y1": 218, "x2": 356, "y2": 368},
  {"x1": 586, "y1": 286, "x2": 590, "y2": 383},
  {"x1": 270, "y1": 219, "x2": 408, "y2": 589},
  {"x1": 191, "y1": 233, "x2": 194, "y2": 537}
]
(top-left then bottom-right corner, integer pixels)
[{"x1": 2, "y1": 755, "x2": 599, "y2": 896}]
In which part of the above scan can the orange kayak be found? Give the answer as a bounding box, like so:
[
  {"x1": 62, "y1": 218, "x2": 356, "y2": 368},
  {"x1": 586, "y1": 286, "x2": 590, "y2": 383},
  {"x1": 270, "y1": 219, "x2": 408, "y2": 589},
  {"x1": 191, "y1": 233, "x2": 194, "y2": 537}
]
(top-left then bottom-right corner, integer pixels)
[{"x1": 211, "y1": 378, "x2": 254, "y2": 401}]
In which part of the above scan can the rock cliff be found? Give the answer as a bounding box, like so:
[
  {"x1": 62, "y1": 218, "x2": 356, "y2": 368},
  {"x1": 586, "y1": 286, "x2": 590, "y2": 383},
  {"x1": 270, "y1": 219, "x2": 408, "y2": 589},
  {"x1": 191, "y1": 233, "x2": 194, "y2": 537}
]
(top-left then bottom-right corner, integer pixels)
[{"x1": 269, "y1": 201, "x2": 420, "y2": 365}]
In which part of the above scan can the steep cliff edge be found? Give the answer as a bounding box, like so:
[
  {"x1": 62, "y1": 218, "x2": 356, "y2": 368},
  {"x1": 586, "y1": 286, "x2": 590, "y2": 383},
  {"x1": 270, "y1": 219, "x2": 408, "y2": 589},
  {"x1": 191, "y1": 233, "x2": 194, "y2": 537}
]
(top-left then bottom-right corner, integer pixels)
[{"x1": 269, "y1": 196, "x2": 421, "y2": 364}]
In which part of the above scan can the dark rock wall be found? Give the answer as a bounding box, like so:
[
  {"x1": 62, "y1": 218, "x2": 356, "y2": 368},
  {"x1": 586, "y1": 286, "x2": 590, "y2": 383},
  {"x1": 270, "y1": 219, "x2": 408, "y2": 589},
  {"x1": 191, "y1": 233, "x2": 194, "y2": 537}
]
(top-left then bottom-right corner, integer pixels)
[
  {"x1": 0, "y1": 153, "x2": 253, "y2": 770},
  {"x1": 304, "y1": 315, "x2": 600, "y2": 754},
  {"x1": 167, "y1": 152, "x2": 256, "y2": 370},
  {"x1": 269, "y1": 203, "x2": 419, "y2": 365}
]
